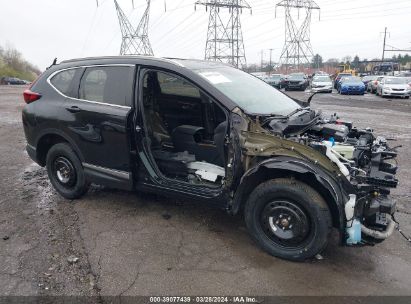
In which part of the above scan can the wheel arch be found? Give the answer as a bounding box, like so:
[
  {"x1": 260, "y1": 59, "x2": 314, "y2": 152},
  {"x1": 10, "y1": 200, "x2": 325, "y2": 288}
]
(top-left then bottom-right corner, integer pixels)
[
  {"x1": 35, "y1": 130, "x2": 84, "y2": 167},
  {"x1": 230, "y1": 158, "x2": 345, "y2": 231}
]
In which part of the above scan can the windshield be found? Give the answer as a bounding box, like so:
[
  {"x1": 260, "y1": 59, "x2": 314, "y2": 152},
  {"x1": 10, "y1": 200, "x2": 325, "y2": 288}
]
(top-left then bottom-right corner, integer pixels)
[
  {"x1": 313, "y1": 76, "x2": 331, "y2": 82},
  {"x1": 195, "y1": 67, "x2": 300, "y2": 116},
  {"x1": 384, "y1": 77, "x2": 407, "y2": 84}
]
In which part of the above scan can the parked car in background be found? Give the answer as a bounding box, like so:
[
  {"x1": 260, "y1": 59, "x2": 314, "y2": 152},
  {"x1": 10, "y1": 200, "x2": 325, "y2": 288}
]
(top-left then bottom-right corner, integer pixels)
[
  {"x1": 265, "y1": 74, "x2": 285, "y2": 89},
  {"x1": 338, "y1": 76, "x2": 365, "y2": 95},
  {"x1": 398, "y1": 71, "x2": 411, "y2": 77},
  {"x1": 361, "y1": 75, "x2": 378, "y2": 89},
  {"x1": 336, "y1": 76, "x2": 353, "y2": 91},
  {"x1": 283, "y1": 73, "x2": 309, "y2": 91},
  {"x1": 334, "y1": 73, "x2": 352, "y2": 89},
  {"x1": 368, "y1": 76, "x2": 384, "y2": 93},
  {"x1": 310, "y1": 75, "x2": 333, "y2": 93},
  {"x1": 311, "y1": 71, "x2": 328, "y2": 78},
  {"x1": 376, "y1": 77, "x2": 411, "y2": 98},
  {"x1": 0, "y1": 77, "x2": 26, "y2": 85}
]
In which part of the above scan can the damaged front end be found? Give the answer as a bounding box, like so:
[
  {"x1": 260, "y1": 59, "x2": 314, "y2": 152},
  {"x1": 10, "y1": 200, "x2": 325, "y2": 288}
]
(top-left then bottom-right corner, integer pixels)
[
  {"x1": 235, "y1": 105, "x2": 400, "y2": 246},
  {"x1": 306, "y1": 116, "x2": 399, "y2": 245}
]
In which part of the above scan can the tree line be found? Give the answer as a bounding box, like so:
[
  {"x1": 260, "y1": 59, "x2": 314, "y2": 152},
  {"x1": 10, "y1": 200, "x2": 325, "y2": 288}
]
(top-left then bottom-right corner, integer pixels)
[
  {"x1": 0, "y1": 45, "x2": 41, "y2": 81},
  {"x1": 312, "y1": 53, "x2": 411, "y2": 69}
]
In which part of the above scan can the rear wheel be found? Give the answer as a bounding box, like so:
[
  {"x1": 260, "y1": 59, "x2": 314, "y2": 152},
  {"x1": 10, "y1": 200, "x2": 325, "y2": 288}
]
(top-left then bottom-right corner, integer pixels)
[
  {"x1": 244, "y1": 178, "x2": 332, "y2": 261},
  {"x1": 46, "y1": 143, "x2": 89, "y2": 199}
]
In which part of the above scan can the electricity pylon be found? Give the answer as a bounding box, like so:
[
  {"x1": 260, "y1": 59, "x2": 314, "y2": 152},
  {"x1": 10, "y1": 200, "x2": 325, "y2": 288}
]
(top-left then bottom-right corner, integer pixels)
[
  {"x1": 114, "y1": 0, "x2": 154, "y2": 56},
  {"x1": 275, "y1": 0, "x2": 320, "y2": 70},
  {"x1": 195, "y1": 0, "x2": 251, "y2": 68}
]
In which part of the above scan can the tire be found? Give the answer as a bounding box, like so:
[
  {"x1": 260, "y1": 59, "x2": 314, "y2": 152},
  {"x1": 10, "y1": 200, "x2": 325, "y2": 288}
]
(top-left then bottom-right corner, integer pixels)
[
  {"x1": 46, "y1": 143, "x2": 89, "y2": 199},
  {"x1": 244, "y1": 178, "x2": 332, "y2": 261}
]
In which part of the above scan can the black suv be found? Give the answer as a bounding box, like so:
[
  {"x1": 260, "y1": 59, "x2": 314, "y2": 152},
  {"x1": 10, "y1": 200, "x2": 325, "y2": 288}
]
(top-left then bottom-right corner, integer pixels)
[
  {"x1": 283, "y1": 73, "x2": 309, "y2": 91},
  {"x1": 23, "y1": 56, "x2": 399, "y2": 261}
]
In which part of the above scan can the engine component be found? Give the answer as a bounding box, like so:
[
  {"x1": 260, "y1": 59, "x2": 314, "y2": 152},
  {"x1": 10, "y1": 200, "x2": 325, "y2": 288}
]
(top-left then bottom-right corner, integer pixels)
[
  {"x1": 361, "y1": 215, "x2": 396, "y2": 240},
  {"x1": 310, "y1": 123, "x2": 349, "y2": 141},
  {"x1": 324, "y1": 144, "x2": 350, "y2": 179},
  {"x1": 345, "y1": 194, "x2": 362, "y2": 244},
  {"x1": 332, "y1": 143, "x2": 355, "y2": 159}
]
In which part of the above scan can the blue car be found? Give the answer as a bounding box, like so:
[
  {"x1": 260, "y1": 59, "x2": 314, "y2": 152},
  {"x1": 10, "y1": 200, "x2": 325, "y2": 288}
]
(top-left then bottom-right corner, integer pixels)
[{"x1": 338, "y1": 76, "x2": 365, "y2": 95}]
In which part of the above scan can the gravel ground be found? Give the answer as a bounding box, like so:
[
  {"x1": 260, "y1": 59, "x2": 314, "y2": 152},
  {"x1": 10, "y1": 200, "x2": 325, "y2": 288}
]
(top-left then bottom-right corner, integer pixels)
[{"x1": 0, "y1": 85, "x2": 410, "y2": 299}]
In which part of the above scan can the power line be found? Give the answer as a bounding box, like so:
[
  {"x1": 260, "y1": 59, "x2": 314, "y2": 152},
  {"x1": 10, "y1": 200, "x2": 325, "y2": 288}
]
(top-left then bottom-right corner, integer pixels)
[
  {"x1": 275, "y1": 0, "x2": 320, "y2": 71},
  {"x1": 195, "y1": 0, "x2": 252, "y2": 68},
  {"x1": 112, "y1": 0, "x2": 154, "y2": 55}
]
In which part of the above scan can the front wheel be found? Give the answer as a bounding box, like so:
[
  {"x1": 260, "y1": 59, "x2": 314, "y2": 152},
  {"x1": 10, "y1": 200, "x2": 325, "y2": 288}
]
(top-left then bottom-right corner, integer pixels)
[
  {"x1": 244, "y1": 178, "x2": 332, "y2": 261},
  {"x1": 46, "y1": 143, "x2": 90, "y2": 199}
]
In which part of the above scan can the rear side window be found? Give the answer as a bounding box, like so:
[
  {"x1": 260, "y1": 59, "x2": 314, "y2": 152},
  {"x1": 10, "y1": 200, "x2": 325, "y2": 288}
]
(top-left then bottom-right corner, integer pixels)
[
  {"x1": 50, "y1": 69, "x2": 76, "y2": 97},
  {"x1": 79, "y1": 66, "x2": 132, "y2": 106}
]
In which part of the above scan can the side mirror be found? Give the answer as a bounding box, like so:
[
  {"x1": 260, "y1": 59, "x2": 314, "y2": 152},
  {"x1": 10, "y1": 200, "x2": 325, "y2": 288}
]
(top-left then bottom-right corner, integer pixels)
[{"x1": 303, "y1": 91, "x2": 319, "y2": 107}]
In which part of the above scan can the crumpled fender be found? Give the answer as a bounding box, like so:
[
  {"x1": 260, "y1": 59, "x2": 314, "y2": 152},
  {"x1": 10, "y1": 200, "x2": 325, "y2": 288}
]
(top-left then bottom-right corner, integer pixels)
[{"x1": 230, "y1": 156, "x2": 355, "y2": 232}]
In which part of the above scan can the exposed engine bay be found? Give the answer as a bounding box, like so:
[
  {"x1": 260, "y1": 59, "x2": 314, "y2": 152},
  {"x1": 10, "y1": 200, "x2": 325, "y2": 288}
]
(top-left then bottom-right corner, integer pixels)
[{"x1": 262, "y1": 107, "x2": 399, "y2": 246}]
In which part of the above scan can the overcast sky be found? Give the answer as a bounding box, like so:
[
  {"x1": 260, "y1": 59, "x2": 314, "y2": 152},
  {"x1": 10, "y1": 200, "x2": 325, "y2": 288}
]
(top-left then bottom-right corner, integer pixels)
[{"x1": 1, "y1": 0, "x2": 410, "y2": 70}]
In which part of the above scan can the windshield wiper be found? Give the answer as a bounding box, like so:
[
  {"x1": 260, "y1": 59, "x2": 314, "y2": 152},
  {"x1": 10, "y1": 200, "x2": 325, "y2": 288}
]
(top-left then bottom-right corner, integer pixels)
[
  {"x1": 259, "y1": 113, "x2": 287, "y2": 126},
  {"x1": 285, "y1": 107, "x2": 310, "y2": 119},
  {"x1": 260, "y1": 108, "x2": 310, "y2": 126}
]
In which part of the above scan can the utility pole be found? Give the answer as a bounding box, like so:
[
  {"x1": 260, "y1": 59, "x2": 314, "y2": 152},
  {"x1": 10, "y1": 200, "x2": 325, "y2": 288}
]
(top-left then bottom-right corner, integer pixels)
[
  {"x1": 382, "y1": 27, "x2": 387, "y2": 63},
  {"x1": 275, "y1": 0, "x2": 320, "y2": 71},
  {"x1": 112, "y1": 0, "x2": 154, "y2": 56},
  {"x1": 195, "y1": 0, "x2": 252, "y2": 68},
  {"x1": 268, "y1": 48, "x2": 274, "y2": 74},
  {"x1": 260, "y1": 50, "x2": 264, "y2": 71}
]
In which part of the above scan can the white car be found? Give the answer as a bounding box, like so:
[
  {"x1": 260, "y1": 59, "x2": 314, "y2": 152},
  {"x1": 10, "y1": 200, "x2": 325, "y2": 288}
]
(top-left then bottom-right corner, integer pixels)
[
  {"x1": 377, "y1": 77, "x2": 411, "y2": 98},
  {"x1": 311, "y1": 75, "x2": 333, "y2": 93}
]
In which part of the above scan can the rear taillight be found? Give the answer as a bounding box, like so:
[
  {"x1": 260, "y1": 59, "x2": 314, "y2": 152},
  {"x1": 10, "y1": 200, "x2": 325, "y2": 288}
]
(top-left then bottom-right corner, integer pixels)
[{"x1": 23, "y1": 89, "x2": 42, "y2": 104}]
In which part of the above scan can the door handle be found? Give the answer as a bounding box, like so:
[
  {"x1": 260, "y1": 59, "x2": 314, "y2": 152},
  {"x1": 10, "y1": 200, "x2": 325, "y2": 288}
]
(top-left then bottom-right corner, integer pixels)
[{"x1": 66, "y1": 106, "x2": 82, "y2": 113}]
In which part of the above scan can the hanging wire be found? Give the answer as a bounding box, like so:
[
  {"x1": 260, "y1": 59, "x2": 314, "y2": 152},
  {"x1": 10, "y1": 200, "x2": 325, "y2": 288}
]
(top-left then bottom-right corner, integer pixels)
[{"x1": 392, "y1": 215, "x2": 411, "y2": 243}]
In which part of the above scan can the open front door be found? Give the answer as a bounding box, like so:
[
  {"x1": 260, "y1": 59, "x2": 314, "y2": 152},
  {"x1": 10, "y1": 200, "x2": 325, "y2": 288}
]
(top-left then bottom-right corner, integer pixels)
[{"x1": 133, "y1": 67, "x2": 230, "y2": 203}]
